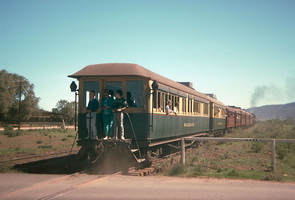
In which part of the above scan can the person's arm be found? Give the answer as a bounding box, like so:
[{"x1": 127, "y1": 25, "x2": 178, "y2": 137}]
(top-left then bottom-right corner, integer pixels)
[{"x1": 118, "y1": 99, "x2": 128, "y2": 112}]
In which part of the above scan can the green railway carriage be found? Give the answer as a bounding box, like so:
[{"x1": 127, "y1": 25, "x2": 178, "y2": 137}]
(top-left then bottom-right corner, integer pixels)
[
  {"x1": 208, "y1": 96, "x2": 227, "y2": 135},
  {"x1": 68, "y1": 63, "x2": 226, "y2": 148}
]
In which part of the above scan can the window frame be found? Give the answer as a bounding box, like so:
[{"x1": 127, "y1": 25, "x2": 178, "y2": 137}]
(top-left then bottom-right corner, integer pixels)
[{"x1": 126, "y1": 80, "x2": 145, "y2": 108}]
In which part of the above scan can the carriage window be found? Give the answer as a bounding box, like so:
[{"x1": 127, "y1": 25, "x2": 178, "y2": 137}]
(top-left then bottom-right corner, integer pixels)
[
  {"x1": 126, "y1": 80, "x2": 144, "y2": 107},
  {"x1": 162, "y1": 93, "x2": 166, "y2": 112},
  {"x1": 172, "y1": 96, "x2": 179, "y2": 114},
  {"x1": 161, "y1": 92, "x2": 165, "y2": 112},
  {"x1": 83, "y1": 81, "x2": 100, "y2": 107},
  {"x1": 156, "y1": 91, "x2": 166, "y2": 112},
  {"x1": 214, "y1": 107, "x2": 219, "y2": 117},
  {"x1": 188, "y1": 99, "x2": 193, "y2": 114},
  {"x1": 182, "y1": 98, "x2": 187, "y2": 114},
  {"x1": 157, "y1": 91, "x2": 161, "y2": 111},
  {"x1": 203, "y1": 103, "x2": 209, "y2": 115},
  {"x1": 106, "y1": 81, "x2": 122, "y2": 99},
  {"x1": 194, "y1": 101, "x2": 200, "y2": 114},
  {"x1": 221, "y1": 108, "x2": 226, "y2": 117},
  {"x1": 153, "y1": 91, "x2": 157, "y2": 109}
]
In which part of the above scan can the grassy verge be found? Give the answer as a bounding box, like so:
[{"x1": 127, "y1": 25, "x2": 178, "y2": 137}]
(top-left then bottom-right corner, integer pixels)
[
  {"x1": 0, "y1": 128, "x2": 78, "y2": 172},
  {"x1": 155, "y1": 119, "x2": 295, "y2": 182}
]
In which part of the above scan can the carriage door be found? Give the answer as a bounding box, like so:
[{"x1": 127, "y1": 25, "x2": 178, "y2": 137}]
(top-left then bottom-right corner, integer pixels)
[{"x1": 78, "y1": 81, "x2": 100, "y2": 139}]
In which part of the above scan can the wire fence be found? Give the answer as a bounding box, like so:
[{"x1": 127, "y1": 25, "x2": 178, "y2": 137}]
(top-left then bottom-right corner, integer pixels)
[{"x1": 181, "y1": 137, "x2": 295, "y2": 172}]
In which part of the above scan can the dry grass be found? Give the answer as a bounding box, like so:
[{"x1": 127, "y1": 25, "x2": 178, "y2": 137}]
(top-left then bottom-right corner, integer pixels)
[
  {"x1": 0, "y1": 128, "x2": 79, "y2": 164},
  {"x1": 154, "y1": 119, "x2": 295, "y2": 182}
]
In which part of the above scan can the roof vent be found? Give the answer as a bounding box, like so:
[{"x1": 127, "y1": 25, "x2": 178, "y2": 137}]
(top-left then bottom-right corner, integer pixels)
[
  {"x1": 206, "y1": 94, "x2": 217, "y2": 99},
  {"x1": 178, "y1": 82, "x2": 194, "y2": 89}
]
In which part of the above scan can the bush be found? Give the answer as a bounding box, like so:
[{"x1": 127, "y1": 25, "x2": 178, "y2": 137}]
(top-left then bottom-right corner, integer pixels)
[
  {"x1": 168, "y1": 164, "x2": 186, "y2": 176},
  {"x1": 58, "y1": 128, "x2": 68, "y2": 133},
  {"x1": 4, "y1": 125, "x2": 14, "y2": 131},
  {"x1": 191, "y1": 165, "x2": 207, "y2": 176},
  {"x1": 251, "y1": 142, "x2": 264, "y2": 153},
  {"x1": 3, "y1": 125, "x2": 14, "y2": 136},
  {"x1": 276, "y1": 143, "x2": 289, "y2": 160},
  {"x1": 226, "y1": 169, "x2": 239, "y2": 177},
  {"x1": 38, "y1": 145, "x2": 53, "y2": 149},
  {"x1": 252, "y1": 128, "x2": 260, "y2": 135},
  {"x1": 7, "y1": 131, "x2": 22, "y2": 137},
  {"x1": 263, "y1": 173, "x2": 282, "y2": 181}
]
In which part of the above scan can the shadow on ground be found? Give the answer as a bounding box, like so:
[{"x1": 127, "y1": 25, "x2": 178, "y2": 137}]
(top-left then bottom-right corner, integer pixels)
[{"x1": 13, "y1": 149, "x2": 148, "y2": 175}]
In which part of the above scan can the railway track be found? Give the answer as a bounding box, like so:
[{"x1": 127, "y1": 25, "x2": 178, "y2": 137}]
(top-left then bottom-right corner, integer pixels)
[
  {"x1": 1, "y1": 158, "x2": 149, "y2": 199},
  {"x1": 127, "y1": 135, "x2": 204, "y2": 176},
  {"x1": 0, "y1": 170, "x2": 109, "y2": 200},
  {"x1": 1, "y1": 160, "x2": 154, "y2": 200},
  {"x1": 3, "y1": 132, "x2": 207, "y2": 177}
]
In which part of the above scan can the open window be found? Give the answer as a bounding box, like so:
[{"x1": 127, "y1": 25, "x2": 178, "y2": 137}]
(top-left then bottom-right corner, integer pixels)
[
  {"x1": 106, "y1": 81, "x2": 122, "y2": 99},
  {"x1": 203, "y1": 103, "x2": 209, "y2": 115},
  {"x1": 83, "y1": 81, "x2": 100, "y2": 108},
  {"x1": 182, "y1": 97, "x2": 187, "y2": 114},
  {"x1": 194, "y1": 101, "x2": 201, "y2": 114}
]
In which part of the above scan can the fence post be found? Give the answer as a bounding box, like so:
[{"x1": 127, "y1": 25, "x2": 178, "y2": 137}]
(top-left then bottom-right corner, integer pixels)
[
  {"x1": 272, "y1": 139, "x2": 276, "y2": 172},
  {"x1": 181, "y1": 138, "x2": 185, "y2": 165}
]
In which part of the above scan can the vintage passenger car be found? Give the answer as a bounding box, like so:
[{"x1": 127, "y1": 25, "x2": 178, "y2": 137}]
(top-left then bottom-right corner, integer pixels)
[{"x1": 68, "y1": 63, "x2": 254, "y2": 162}]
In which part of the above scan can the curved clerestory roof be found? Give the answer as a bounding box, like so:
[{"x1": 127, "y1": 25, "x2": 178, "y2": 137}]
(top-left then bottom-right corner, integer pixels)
[{"x1": 68, "y1": 63, "x2": 225, "y2": 106}]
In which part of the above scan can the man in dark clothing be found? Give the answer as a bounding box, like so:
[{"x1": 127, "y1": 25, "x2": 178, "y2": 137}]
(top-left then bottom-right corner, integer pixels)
[
  {"x1": 112, "y1": 90, "x2": 128, "y2": 140},
  {"x1": 86, "y1": 91, "x2": 99, "y2": 140}
]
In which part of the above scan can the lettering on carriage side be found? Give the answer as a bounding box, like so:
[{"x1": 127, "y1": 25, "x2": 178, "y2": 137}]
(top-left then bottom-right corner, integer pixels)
[
  {"x1": 184, "y1": 123, "x2": 195, "y2": 127},
  {"x1": 218, "y1": 122, "x2": 223, "y2": 126}
]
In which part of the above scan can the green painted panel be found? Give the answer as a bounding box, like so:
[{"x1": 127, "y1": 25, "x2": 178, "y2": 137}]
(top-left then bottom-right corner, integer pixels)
[
  {"x1": 124, "y1": 113, "x2": 148, "y2": 140},
  {"x1": 78, "y1": 112, "x2": 213, "y2": 146},
  {"x1": 78, "y1": 113, "x2": 88, "y2": 139},
  {"x1": 150, "y1": 115, "x2": 209, "y2": 140},
  {"x1": 78, "y1": 112, "x2": 147, "y2": 140},
  {"x1": 210, "y1": 118, "x2": 226, "y2": 131}
]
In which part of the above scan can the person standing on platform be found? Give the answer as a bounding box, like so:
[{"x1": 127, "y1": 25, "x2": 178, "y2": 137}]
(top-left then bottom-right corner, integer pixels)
[
  {"x1": 101, "y1": 89, "x2": 114, "y2": 140},
  {"x1": 86, "y1": 91, "x2": 99, "y2": 140},
  {"x1": 112, "y1": 90, "x2": 128, "y2": 140}
]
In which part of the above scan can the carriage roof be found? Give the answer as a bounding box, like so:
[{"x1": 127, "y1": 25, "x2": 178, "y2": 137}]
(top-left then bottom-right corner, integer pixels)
[{"x1": 69, "y1": 63, "x2": 225, "y2": 106}]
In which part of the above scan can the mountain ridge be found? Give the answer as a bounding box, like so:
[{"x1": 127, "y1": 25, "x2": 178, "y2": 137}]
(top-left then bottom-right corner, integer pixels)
[{"x1": 247, "y1": 102, "x2": 295, "y2": 121}]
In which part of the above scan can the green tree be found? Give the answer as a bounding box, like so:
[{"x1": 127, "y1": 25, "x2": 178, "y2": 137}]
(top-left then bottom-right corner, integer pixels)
[
  {"x1": 0, "y1": 70, "x2": 39, "y2": 122},
  {"x1": 52, "y1": 100, "x2": 75, "y2": 123}
]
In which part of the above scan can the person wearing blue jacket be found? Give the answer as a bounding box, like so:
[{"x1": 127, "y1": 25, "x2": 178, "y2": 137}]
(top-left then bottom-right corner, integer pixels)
[{"x1": 86, "y1": 91, "x2": 99, "y2": 140}]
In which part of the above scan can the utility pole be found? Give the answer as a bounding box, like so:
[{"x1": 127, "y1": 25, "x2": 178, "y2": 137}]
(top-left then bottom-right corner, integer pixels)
[
  {"x1": 18, "y1": 81, "x2": 22, "y2": 130},
  {"x1": 13, "y1": 80, "x2": 29, "y2": 130}
]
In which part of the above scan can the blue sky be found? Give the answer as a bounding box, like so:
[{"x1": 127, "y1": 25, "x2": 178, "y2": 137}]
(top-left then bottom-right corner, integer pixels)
[{"x1": 1, "y1": 0, "x2": 295, "y2": 111}]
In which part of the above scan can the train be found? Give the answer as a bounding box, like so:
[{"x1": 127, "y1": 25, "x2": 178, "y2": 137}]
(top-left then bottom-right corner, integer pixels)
[{"x1": 68, "y1": 63, "x2": 255, "y2": 165}]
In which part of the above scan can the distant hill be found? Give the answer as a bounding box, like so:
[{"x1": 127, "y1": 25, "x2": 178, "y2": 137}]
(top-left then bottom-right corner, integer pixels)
[{"x1": 247, "y1": 102, "x2": 295, "y2": 121}]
